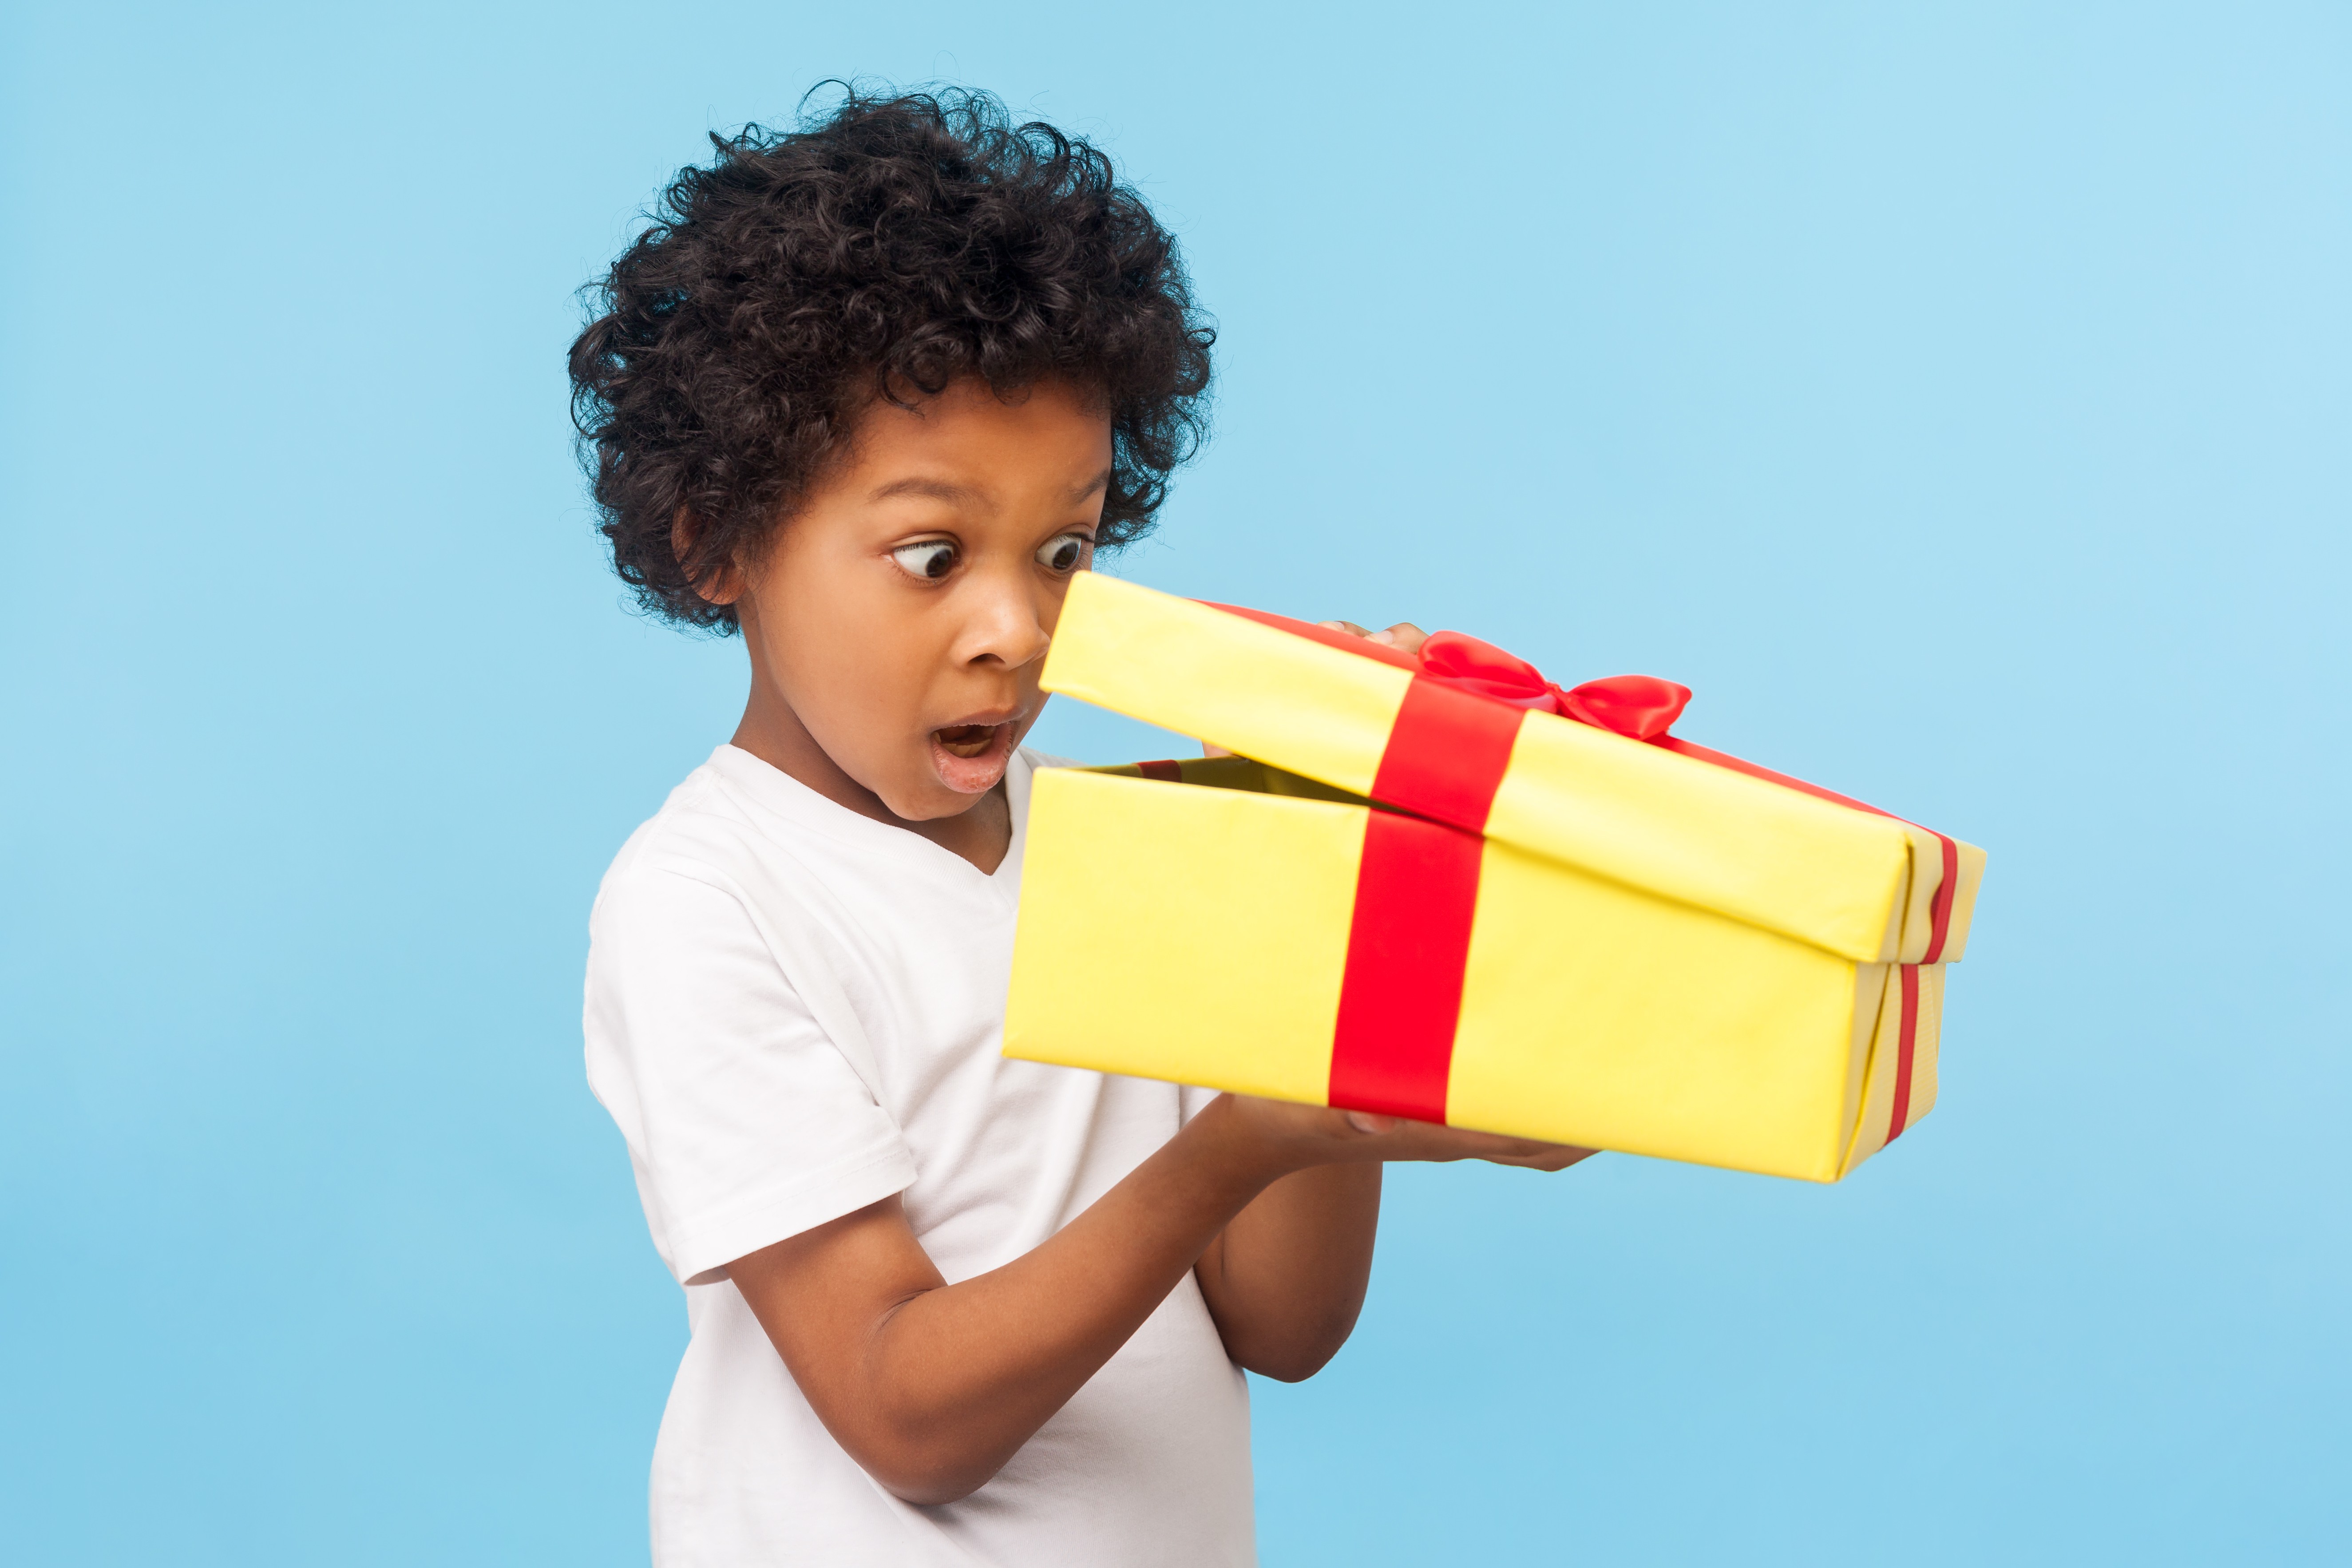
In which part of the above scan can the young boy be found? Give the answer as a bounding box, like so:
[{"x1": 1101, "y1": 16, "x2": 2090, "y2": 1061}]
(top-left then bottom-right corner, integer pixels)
[{"x1": 573, "y1": 90, "x2": 1589, "y2": 1567}]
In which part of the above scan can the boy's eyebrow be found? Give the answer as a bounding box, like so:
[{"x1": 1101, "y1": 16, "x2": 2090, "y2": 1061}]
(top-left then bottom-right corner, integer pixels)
[
  {"x1": 867, "y1": 469, "x2": 1114, "y2": 505},
  {"x1": 868, "y1": 477, "x2": 981, "y2": 505}
]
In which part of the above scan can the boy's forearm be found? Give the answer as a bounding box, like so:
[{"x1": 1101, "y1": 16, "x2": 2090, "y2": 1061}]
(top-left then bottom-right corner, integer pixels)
[{"x1": 736, "y1": 1095, "x2": 1299, "y2": 1504}]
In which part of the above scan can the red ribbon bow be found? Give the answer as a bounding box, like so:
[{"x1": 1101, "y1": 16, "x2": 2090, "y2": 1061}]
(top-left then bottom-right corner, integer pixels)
[{"x1": 1417, "y1": 630, "x2": 1692, "y2": 742}]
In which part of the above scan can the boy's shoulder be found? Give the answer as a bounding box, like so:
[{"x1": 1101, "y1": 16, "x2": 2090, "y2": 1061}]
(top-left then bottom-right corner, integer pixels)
[{"x1": 593, "y1": 752, "x2": 773, "y2": 914}]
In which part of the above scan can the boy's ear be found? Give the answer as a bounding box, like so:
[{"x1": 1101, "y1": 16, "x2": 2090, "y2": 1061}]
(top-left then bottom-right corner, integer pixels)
[{"x1": 672, "y1": 508, "x2": 744, "y2": 606}]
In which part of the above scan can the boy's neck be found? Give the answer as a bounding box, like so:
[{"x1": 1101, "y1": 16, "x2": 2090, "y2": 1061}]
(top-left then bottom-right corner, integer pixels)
[{"x1": 730, "y1": 688, "x2": 1014, "y2": 875}]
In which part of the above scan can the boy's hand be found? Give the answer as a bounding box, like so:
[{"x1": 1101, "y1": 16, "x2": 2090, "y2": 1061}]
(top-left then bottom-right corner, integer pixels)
[
  {"x1": 1319, "y1": 618, "x2": 1429, "y2": 657},
  {"x1": 1335, "y1": 1109, "x2": 1596, "y2": 1170},
  {"x1": 1211, "y1": 1092, "x2": 1597, "y2": 1174}
]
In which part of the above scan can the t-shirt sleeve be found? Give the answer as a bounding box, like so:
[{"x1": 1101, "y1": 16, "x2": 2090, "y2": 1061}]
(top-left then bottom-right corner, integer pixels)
[{"x1": 584, "y1": 857, "x2": 917, "y2": 1287}]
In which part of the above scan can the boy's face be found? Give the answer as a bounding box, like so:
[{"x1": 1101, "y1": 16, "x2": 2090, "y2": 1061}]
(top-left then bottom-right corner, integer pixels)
[{"x1": 730, "y1": 376, "x2": 1111, "y2": 824}]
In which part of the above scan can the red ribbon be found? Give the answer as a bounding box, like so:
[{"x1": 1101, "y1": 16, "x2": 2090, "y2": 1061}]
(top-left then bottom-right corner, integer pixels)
[{"x1": 1174, "y1": 605, "x2": 1953, "y2": 1145}]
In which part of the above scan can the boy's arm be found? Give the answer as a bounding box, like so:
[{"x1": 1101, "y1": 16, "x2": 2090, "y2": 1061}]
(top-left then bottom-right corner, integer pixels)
[
  {"x1": 1191, "y1": 1117, "x2": 1594, "y2": 1382},
  {"x1": 1190, "y1": 1163, "x2": 1382, "y2": 1381},
  {"x1": 728, "y1": 1094, "x2": 1585, "y2": 1505}
]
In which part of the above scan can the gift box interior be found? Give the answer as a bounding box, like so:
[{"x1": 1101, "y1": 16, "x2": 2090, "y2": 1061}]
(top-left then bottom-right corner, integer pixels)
[{"x1": 1004, "y1": 575, "x2": 1984, "y2": 1183}]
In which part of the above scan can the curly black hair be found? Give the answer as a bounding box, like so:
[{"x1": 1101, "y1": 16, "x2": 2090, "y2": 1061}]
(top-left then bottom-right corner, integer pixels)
[{"x1": 568, "y1": 86, "x2": 1216, "y2": 633}]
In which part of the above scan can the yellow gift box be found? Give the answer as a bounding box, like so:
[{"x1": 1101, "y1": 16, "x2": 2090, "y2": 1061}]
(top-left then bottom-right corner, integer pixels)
[{"x1": 1004, "y1": 574, "x2": 1985, "y2": 1181}]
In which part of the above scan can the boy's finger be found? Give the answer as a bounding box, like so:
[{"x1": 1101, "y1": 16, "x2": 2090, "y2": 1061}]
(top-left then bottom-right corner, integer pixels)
[
  {"x1": 1392, "y1": 1123, "x2": 1589, "y2": 1165},
  {"x1": 1318, "y1": 619, "x2": 1371, "y2": 637},
  {"x1": 1488, "y1": 1146, "x2": 1600, "y2": 1172}
]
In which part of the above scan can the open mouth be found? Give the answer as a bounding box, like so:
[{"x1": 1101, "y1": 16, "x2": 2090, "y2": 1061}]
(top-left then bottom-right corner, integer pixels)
[
  {"x1": 934, "y1": 724, "x2": 998, "y2": 758},
  {"x1": 928, "y1": 720, "x2": 1017, "y2": 794}
]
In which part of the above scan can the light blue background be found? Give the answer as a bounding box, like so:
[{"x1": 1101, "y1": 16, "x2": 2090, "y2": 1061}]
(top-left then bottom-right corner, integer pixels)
[{"x1": 4, "y1": 3, "x2": 2345, "y2": 1562}]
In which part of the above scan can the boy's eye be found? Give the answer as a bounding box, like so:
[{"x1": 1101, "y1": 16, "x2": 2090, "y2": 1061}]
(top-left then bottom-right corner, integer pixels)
[
  {"x1": 891, "y1": 540, "x2": 958, "y2": 581},
  {"x1": 1035, "y1": 532, "x2": 1090, "y2": 573}
]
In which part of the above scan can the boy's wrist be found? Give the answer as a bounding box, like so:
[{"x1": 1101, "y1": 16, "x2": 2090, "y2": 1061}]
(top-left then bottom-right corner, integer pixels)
[{"x1": 1173, "y1": 1094, "x2": 1325, "y2": 1195}]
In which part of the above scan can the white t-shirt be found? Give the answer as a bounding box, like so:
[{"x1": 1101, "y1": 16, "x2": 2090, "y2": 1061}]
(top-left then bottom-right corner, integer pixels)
[{"x1": 584, "y1": 743, "x2": 1255, "y2": 1567}]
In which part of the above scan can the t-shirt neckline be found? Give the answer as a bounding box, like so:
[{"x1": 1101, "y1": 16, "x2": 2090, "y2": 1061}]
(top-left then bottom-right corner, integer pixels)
[{"x1": 704, "y1": 742, "x2": 1032, "y2": 892}]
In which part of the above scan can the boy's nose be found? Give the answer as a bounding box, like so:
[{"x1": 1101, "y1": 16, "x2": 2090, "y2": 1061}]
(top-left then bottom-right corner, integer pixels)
[{"x1": 959, "y1": 574, "x2": 1053, "y2": 670}]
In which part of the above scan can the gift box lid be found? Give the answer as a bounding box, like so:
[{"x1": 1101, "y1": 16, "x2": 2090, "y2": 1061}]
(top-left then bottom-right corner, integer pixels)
[{"x1": 1039, "y1": 573, "x2": 1983, "y2": 966}]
